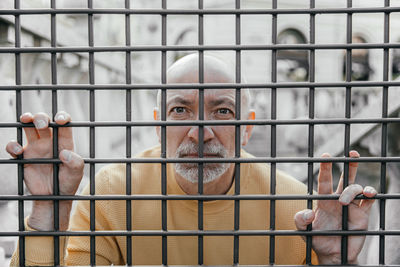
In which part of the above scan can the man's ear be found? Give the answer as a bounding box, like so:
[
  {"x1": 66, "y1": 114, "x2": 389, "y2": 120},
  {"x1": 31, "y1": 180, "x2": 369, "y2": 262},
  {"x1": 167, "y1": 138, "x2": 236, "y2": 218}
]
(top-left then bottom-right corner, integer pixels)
[
  {"x1": 241, "y1": 109, "x2": 255, "y2": 146},
  {"x1": 154, "y1": 107, "x2": 161, "y2": 143}
]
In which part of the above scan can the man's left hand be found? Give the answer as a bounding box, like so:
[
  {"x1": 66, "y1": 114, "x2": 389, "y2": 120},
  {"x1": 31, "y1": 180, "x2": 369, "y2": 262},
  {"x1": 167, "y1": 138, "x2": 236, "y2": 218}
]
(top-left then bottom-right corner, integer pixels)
[{"x1": 294, "y1": 150, "x2": 377, "y2": 264}]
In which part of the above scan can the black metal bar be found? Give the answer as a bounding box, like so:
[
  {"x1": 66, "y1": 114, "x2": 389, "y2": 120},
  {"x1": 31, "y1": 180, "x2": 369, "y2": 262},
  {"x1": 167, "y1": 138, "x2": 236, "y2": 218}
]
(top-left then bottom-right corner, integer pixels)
[
  {"x1": 4, "y1": 229, "x2": 399, "y2": 237},
  {"x1": 14, "y1": 0, "x2": 25, "y2": 265},
  {"x1": 0, "y1": 192, "x2": 395, "y2": 201},
  {"x1": 269, "y1": 0, "x2": 277, "y2": 264},
  {"x1": 233, "y1": 0, "x2": 241, "y2": 264},
  {"x1": 88, "y1": 0, "x2": 96, "y2": 265},
  {"x1": 2, "y1": 117, "x2": 400, "y2": 128},
  {"x1": 2, "y1": 80, "x2": 400, "y2": 90},
  {"x1": 125, "y1": 0, "x2": 132, "y2": 265},
  {"x1": 161, "y1": 0, "x2": 168, "y2": 265},
  {"x1": 197, "y1": 0, "x2": 204, "y2": 264},
  {"x1": 380, "y1": 0, "x2": 390, "y2": 264},
  {"x1": 0, "y1": 229, "x2": 396, "y2": 237},
  {"x1": 3, "y1": 43, "x2": 400, "y2": 53},
  {"x1": 341, "y1": 0, "x2": 353, "y2": 264},
  {"x1": 1, "y1": 6, "x2": 400, "y2": 15},
  {"x1": 306, "y1": 0, "x2": 315, "y2": 264},
  {"x1": 3, "y1": 156, "x2": 400, "y2": 164},
  {"x1": 50, "y1": 0, "x2": 60, "y2": 265}
]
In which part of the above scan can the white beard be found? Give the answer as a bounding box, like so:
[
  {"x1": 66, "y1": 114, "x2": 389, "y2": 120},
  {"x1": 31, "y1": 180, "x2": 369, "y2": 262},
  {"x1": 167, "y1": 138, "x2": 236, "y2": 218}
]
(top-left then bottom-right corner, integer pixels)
[{"x1": 174, "y1": 141, "x2": 230, "y2": 184}]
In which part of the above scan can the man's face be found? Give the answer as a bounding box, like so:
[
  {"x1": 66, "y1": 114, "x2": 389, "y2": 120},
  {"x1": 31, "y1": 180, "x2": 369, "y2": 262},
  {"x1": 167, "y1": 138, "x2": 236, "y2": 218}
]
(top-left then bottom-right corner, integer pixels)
[
  {"x1": 155, "y1": 54, "x2": 254, "y2": 188},
  {"x1": 164, "y1": 88, "x2": 240, "y2": 184}
]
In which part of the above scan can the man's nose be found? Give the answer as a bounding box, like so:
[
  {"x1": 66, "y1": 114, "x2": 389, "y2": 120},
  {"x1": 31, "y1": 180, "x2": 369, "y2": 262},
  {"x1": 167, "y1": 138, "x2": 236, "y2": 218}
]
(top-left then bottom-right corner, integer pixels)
[{"x1": 187, "y1": 126, "x2": 215, "y2": 143}]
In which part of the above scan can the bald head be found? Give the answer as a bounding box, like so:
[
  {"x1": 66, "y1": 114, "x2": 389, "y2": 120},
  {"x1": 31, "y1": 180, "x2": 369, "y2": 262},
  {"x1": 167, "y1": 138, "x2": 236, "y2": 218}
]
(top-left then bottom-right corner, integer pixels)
[
  {"x1": 157, "y1": 53, "x2": 251, "y2": 117},
  {"x1": 167, "y1": 54, "x2": 234, "y2": 83}
]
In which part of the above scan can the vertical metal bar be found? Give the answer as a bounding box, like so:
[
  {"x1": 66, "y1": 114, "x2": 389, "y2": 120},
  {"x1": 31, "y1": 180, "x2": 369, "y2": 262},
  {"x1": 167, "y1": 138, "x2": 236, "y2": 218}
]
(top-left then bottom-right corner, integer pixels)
[
  {"x1": 269, "y1": 0, "x2": 277, "y2": 264},
  {"x1": 50, "y1": 0, "x2": 60, "y2": 265},
  {"x1": 380, "y1": 0, "x2": 390, "y2": 264},
  {"x1": 306, "y1": 0, "x2": 315, "y2": 264},
  {"x1": 161, "y1": 0, "x2": 168, "y2": 265},
  {"x1": 342, "y1": 0, "x2": 353, "y2": 264},
  {"x1": 14, "y1": 0, "x2": 25, "y2": 266},
  {"x1": 125, "y1": 0, "x2": 132, "y2": 265},
  {"x1": 197, "y1": 1, "x2": 205, "y2": 265},
  {"x1": 88, "y1": 0, "x2": 96, "y2": 265},
  {"x1": 233, "y1": 0, "x2": 241, "y2": 264}
]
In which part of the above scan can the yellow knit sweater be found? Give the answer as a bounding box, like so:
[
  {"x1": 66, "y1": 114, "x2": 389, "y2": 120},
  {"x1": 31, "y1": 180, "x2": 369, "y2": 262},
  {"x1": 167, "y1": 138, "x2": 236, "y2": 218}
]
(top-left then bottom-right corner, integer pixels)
[{"x1": 11, "y1": 146, "x2": 316, "y2": 266}]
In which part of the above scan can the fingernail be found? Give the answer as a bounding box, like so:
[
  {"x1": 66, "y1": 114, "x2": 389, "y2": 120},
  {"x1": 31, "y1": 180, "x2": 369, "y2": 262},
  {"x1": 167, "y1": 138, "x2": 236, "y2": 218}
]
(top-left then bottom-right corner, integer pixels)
[
  {"x1": 364, "y1": 186, "x2": 376, "y2": 195},
  {"x1": 20, "y1": 113, "x2": 29, "y2": 120},
  {"x1": 340, "y1": 195, "x2": 351, "y2": 204},
  {"x1": 34, "y1": 119, "x2": 47, "y2": 129},
  {"x1": 61, "y1": 150, "x2": 72, "y2": 162},
  {"x1": 303, "y1": 210, "x2": 313, "y2": 221},
  {"x1": 13, "y1": 145, "x2": 22, "y2": 154},
  {"x1": 56, "y1": 114, "x2": 65, "y2": 121}
]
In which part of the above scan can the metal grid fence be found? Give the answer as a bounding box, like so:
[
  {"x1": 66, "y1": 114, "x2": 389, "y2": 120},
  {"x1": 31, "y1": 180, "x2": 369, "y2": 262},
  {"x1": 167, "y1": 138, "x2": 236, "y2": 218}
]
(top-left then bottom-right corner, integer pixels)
[{"x1": 0, "y1": 0, "x2": 400, "y2": 266}]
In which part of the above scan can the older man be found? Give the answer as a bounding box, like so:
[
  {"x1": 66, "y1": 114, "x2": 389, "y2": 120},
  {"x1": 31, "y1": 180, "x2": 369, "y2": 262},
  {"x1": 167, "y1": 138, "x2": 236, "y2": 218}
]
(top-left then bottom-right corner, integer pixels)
[{"x1": 8, "y1": 54, "x2": 376, "y2": 265}]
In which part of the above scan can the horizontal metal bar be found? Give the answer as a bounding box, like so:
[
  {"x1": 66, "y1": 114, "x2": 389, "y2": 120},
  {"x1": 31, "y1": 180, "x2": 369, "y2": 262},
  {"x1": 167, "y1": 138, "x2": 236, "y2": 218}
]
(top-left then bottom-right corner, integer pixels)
[
  {"x1": 1, "y1": 157, "x2": 400, "y2": 164},
  {"x1": 7, "y1": 265, "x2": 399, "y2": 267},
  {"x1": 1, "y1": 81, "x2": 399, "y2": 91},
  {"x1": 0, "y1": 7, "x2": 399, "y2": 15},
  {"x1": 1, "y1": 117, "x2": 400, "y2": 128},
  {"x1": 7, "y1": 265, "x2": 398, "y2": 267},
  {"x1": 0, "y1": 193, "x2": 395, "y2": 201},
  {"x1": 2, "y1": 43, "x2": 400, "y2": 54},
  {"x1": 0, "y1": 229, "x2": 399, "y2": 237}
]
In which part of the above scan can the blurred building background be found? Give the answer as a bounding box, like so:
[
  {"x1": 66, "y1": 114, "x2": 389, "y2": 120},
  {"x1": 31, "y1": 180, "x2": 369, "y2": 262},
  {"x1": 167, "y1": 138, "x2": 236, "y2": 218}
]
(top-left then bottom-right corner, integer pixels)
[{"x1": 0, "y1": 0, "x2": 399, "y2": 264}]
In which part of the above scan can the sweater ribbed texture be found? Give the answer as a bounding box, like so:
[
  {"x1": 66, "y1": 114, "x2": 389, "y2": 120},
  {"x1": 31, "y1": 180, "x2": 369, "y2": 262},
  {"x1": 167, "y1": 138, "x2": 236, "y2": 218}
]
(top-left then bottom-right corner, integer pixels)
[{"x1": 10, "y1": 145, "x2": 317, "y2": 265}]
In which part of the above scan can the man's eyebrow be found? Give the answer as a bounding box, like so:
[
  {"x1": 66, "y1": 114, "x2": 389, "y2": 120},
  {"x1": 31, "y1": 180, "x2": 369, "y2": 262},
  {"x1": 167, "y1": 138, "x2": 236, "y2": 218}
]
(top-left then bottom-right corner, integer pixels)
[
  {"x1": 166, "y1": 96, "x2": 194, "y2": 106},
  {"x1": 208, "y1": 98, "x2": 236, "y2": 109}
]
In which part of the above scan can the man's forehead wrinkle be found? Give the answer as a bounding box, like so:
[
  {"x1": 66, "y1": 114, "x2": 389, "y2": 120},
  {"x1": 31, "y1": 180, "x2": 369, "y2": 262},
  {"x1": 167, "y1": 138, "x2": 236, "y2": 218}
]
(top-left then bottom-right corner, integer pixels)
[
  {"x1": 167, "y1": 89, "x2": 237, "y2": 106},
  {"x1": 167, "y1": 89, "x2": 235, "y2": 103}
]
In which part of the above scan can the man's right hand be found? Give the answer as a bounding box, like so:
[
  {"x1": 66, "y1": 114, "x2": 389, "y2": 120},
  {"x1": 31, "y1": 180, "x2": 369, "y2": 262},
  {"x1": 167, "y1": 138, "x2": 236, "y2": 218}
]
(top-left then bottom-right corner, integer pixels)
[{"x1": 6, "y1": 111, "x2": 84, "y2": 231}]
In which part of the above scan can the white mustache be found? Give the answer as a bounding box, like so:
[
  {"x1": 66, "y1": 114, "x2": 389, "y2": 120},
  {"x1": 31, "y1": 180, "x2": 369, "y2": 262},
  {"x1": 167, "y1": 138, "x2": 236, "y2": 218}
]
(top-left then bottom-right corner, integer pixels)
[{"x1": 176, "y1": 141, "x2": 227, "y2": 158}]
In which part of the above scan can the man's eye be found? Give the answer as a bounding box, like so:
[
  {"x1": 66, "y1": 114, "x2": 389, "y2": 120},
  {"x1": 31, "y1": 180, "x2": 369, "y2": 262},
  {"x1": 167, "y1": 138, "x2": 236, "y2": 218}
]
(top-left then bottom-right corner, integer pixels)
[
  {"x1": 217, "y1": 108, "x2": 232, "y2": 115},
  {"x1": 173, "y1": 107, "x2": 186, "y2": 113}
]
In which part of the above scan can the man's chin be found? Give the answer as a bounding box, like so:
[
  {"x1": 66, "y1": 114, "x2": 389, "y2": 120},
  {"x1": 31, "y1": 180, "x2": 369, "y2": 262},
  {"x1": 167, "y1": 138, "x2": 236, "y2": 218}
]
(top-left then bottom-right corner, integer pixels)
[{"x1": 174, "y1": 163, "x2": 229, "y2": 184}]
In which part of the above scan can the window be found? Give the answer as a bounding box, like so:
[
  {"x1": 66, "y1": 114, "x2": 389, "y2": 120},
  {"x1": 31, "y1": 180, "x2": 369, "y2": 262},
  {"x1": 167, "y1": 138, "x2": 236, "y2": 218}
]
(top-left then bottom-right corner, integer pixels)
[
  {"x1": 342, "y1": 35, "x2": 373, "y2": 81},
  {"x1": 277, "y1": 28, "x2": 309, "y2": 82}
]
